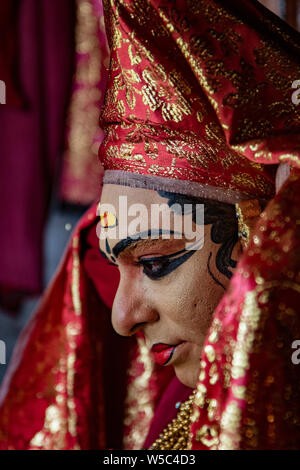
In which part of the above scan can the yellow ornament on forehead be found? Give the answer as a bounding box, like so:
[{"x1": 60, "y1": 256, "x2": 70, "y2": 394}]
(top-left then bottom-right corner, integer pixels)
[{"x1": 99, "y1": 211, "x2": 117, "y2": 229}]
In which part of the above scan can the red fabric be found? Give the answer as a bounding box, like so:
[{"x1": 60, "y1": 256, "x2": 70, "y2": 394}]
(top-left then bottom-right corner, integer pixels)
[
  {"x1": 190, "y1": 170, "x2": 300, "y2": 449},
  {"x1": 83, "y1": 222, "x2": 119, "y2": 310},
  {"x1": 100, "y1": 0, "x2": 299, "y2": 200},
  {"x1": 0, "y1": 0, "x2": 22, "y2": 106},
  {"x1": 0, "y1": 205, "x2": 175, "y2": 449},
  {"x1": 59, "y1": 0, "x2": 110, "y2": 206},
  {"x1": 98, "y1": 0, "x2": 300, "y2": 449},
  {"x1": 0, "y1": 206, "x2": 118, "y2": 449},
  {"x1": 143, "y1": 376, "x2": 193, "y2": 449},
  {"x1": 0, "y1": 0, "x2": 75, "y2": 306}
]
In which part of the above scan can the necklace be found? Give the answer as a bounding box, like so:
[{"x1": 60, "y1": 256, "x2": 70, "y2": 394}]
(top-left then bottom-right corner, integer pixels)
[{"x1": 149, "y1": 390, "x2": 196, "y2": 450}]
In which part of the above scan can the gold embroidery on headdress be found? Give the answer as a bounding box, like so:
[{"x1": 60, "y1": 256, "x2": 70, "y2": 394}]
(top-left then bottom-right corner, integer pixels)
[{"x1": 235, "y1": 200, "x2": 262, "y2": 249}]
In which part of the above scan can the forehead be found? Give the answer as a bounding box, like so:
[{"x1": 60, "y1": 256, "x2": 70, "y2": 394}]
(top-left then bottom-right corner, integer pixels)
[
  {"x1": 100, "y1": 183, "x2": 165, "y2": 207},
  {"x1": 98, "y1": 184, "x2": 186, "y2": 254}
]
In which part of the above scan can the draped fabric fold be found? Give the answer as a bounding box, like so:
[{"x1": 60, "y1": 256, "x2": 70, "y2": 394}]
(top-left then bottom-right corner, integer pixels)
[
  {"x1": 190, "y1": 170, "x2": 300, "y2": 450},
  {"x1": 0, "y1": 205, "x2": 176, "y2": 449},
  {"x1": 0, "y1": 206, "x2": 112, "y2": 449}
]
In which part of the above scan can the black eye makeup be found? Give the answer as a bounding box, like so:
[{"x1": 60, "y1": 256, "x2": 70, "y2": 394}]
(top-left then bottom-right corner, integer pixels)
[
  {"x1": 99, "y1": 230, "x2": 199, "y2": 276},
  {"x1": 137, "y1": 248, "x2": 196, "y2": 280}
]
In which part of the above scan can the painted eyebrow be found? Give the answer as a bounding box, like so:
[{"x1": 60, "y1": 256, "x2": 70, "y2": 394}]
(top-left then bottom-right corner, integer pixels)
[
  {"x1": 112, "y1": 229, "x2": 182, "y2": 258},
  {"x1": 99, "y1": 239, "x2": 178, "y2": 267}
]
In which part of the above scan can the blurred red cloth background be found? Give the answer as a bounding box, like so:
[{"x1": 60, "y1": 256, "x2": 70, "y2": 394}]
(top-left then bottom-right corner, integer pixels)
[{"x1": 0, "y1": 0, "x2": 75, "y2": 309}]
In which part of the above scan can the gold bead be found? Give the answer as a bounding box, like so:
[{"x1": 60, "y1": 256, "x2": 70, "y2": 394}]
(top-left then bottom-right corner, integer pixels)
[{"x1": 149, "y1": 390, "x2": 196, "y2": 450}]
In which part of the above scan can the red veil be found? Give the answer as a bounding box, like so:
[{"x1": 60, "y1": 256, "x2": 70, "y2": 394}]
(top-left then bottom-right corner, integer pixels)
[{"x1": 0, "y1": 0, "x2": 300, "y2": 449}]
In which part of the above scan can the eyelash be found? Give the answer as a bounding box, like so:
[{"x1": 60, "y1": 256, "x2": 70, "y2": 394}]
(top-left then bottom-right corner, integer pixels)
[
  {"x1": 136, "y1": 248, "x2": 196, "y2": 280},
  {"x1": 137, "y1": 257, "x2": 171, "y2": 280}
]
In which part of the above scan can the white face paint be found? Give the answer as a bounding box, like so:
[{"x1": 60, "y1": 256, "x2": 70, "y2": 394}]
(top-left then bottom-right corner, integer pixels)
[{"x1": 98, "y1": 184, "x2": 241, "y2": 388}]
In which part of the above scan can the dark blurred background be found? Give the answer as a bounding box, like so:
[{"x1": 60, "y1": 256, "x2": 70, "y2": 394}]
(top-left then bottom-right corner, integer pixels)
[
  {"x1": 0, "y1": 0, "x2": 109, "y2": 381},
  {"x1": 0, "y1": 0, "x2": 299, "y2": 383}
]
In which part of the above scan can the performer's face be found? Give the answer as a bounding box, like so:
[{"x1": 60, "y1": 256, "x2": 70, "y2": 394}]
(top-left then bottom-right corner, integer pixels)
[{"x1": 99, "y1": 184, "x2": 240, "y2": 388}]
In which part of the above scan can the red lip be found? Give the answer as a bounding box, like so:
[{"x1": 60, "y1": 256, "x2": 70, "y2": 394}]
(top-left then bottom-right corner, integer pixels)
[{"x1": 151, "y1": 343, "x2": 181, "y2": 366}]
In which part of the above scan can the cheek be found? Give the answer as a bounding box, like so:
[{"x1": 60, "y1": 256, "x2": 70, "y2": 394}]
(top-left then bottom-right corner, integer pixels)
[
  {"x1": 174, "y1": 252, "x2": 210, "y2": 307},
  {"x1": 141, "y1": 259, "x2": 200, "y2": 322},
  {"x1": 146, "y1": 252, "x2": 224, "y2": 337}
]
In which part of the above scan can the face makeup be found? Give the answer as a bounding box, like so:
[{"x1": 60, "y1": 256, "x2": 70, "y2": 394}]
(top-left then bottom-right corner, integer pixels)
[{"x1": 99, "y1": 184, "x2": 239, "y2": 388}]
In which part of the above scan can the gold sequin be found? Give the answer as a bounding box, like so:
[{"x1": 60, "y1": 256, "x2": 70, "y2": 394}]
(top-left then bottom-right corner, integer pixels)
[{"x1": 149, "y1": 391, "x2": 196, "y2": 450}]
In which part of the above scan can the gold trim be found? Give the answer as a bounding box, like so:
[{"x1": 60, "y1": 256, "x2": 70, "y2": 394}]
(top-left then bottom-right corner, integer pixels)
[
  {"x1": 71, "y1": 236, "x2": 82, "y2": 316},
  {"x1": 235, "y1": 199, "x2": 262, "y2": 249},
  {"x1": 122, "y1": 337, "x2": 155, "y2": 449}
]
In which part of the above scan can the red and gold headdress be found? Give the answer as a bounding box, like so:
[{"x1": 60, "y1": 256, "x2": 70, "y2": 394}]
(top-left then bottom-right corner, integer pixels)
[{"x1": 99, "y1": 0, "x2": 300, "y2": 207}]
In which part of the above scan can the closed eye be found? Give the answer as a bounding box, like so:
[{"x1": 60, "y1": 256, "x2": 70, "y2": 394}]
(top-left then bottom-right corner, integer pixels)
[
  {"x1": 137, "y1": 248, "x2": 196, "y2": 280},
  {"x1": 137, "y1": 258, "x2": 171, "y2": 280}
]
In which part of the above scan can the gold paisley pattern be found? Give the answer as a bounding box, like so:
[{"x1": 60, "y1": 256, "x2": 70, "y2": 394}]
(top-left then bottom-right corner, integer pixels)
[{"x1": 97, "y1": 0, "x2": 300, "y2": 200}]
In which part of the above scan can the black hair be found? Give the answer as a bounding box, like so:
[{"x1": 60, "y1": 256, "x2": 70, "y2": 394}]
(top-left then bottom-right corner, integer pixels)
[{"x1": 158, "y1": 190, "x2": 239, "y2": 288}]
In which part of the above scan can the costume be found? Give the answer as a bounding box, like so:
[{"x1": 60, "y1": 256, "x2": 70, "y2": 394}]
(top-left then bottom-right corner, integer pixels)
[
  {"x1": 0, "y1": 0, "x2": 299, "y2": 450},
  {"x1": 59, "y1": 0, "x2": 110, "y2": 206}
]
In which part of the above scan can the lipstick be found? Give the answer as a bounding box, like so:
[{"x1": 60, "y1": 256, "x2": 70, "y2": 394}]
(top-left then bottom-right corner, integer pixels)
[{"x1": 151, "y1": 343, "x2": 179, "y2": 366}]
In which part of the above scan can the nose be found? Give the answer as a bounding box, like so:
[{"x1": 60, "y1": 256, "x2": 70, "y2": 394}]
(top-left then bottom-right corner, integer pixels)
[{"x1": 111, "y1": 269, "x2": 158, "y2": 336}]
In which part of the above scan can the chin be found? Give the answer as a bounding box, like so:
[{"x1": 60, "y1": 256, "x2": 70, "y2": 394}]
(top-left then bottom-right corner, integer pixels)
[{"x1": 174, "y1": 363, "x2": 200, "y2": 389}]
